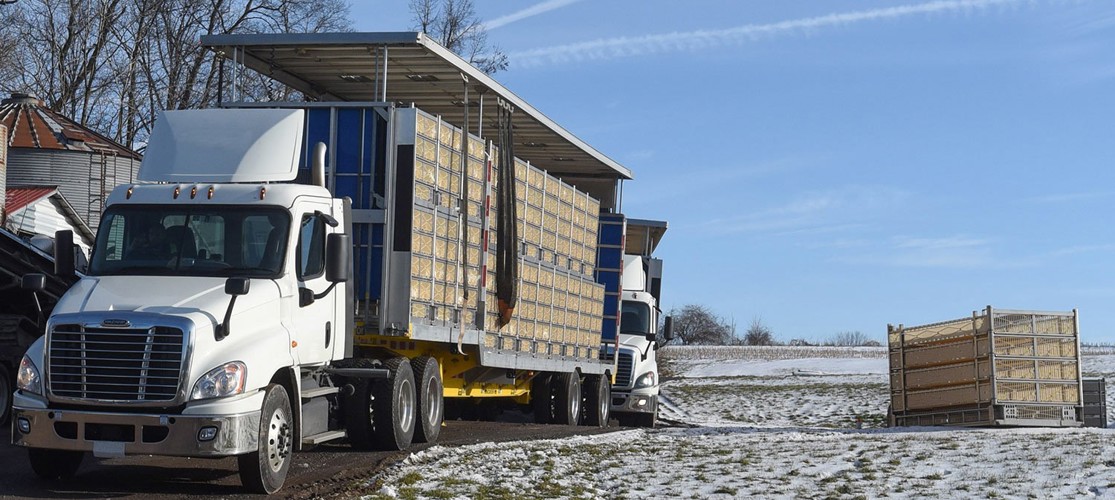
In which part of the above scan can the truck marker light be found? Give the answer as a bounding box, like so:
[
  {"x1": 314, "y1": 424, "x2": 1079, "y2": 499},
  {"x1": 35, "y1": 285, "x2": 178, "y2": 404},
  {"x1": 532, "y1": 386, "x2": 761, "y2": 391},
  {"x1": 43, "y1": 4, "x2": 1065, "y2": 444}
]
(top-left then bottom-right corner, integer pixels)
[
  {"x1": 198, "y1": 426, "x2": 218, "y2": 442},
  {"x1": 259, "y1": 186, "x2": 267, "y2": 200},
  {"x1": 208, "y1": 186, "x2": 215, "y2": 199},
  {"x1": 173, "y1": 186, "x2": 181, "y2": 199},
  {"x1": 126, "y1": 186, "x2": 134, "y2": 199},
  {"x1": 190, "y1": 186, "x2": 198, "y2": 199},
  {"x1": 17, "y1": 417, "x2": 30, "y2": 434},
  {"x1": 291, "y1": 340, "x2": 298, "y2": 348}
]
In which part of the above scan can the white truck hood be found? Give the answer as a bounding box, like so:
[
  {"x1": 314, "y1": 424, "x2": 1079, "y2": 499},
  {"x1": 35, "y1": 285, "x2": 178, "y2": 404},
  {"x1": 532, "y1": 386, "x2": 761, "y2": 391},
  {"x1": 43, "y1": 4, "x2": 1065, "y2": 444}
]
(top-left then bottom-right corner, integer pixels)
[{"x1": 54, "y1": 275, "x2": 279, "y2": 331}]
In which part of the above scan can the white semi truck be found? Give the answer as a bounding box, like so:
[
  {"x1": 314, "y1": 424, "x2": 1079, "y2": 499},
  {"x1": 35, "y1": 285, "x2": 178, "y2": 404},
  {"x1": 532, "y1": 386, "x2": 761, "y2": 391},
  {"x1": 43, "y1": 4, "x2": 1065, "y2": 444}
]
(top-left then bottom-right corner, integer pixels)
[
  {"x1": 609, "y1": 219, "x2": 671, "y2": 427},
  {"x1": 9, "y1": 32, "x2": 670, "y2": 493}
]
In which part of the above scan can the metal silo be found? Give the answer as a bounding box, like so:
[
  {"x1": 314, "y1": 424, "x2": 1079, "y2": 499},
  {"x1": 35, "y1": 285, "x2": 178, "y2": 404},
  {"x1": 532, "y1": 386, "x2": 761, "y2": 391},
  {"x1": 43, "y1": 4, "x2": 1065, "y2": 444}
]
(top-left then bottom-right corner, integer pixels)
[{"x1": 0, "y1": 93, "x2": 142, "y2": 230}]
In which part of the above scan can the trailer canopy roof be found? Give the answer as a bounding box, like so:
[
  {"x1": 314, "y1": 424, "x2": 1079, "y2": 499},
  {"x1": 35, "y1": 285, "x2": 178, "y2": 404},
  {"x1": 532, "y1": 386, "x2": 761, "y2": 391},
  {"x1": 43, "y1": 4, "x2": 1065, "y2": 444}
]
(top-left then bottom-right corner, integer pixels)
[
  {"x1": 201, "y1": 32, "x2": 632, "y2": 184},
  {"x1": 625, "y1": 218, "x2": 667, "y2": 256}
]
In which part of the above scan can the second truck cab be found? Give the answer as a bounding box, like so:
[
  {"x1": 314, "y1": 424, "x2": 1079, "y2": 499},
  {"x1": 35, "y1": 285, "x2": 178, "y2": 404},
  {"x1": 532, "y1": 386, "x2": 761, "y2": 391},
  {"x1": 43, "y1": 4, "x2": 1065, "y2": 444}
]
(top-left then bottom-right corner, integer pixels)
[{"x1": 609, "y1": 219, "x2": 670, "y2": 427}]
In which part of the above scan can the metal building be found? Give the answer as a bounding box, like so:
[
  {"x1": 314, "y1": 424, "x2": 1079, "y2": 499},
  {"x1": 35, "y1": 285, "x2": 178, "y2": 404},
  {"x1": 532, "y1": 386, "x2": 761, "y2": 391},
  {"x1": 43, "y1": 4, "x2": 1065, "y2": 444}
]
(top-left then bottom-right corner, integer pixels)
[{"x1": 0, "y1": 93, "x2": 141, "y2": 230}]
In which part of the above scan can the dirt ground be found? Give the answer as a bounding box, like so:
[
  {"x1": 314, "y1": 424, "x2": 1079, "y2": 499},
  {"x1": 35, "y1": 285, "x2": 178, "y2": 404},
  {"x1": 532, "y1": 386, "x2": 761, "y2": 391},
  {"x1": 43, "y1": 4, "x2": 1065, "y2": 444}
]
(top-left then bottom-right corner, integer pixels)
[{"x1": 0, "y1": 415, "x2": 622, "y2": 499}]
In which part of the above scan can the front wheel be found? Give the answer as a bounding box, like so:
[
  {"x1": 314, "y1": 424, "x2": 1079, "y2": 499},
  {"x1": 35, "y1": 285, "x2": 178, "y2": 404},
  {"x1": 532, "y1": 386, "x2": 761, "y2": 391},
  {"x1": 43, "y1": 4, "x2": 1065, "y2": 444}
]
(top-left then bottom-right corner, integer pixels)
[
  {"x1": 29, "y1": 448, "x2": 84, "y2": 481},
  {"x1": 238, "y1": 384, "x2": 293, "y2": 494}
]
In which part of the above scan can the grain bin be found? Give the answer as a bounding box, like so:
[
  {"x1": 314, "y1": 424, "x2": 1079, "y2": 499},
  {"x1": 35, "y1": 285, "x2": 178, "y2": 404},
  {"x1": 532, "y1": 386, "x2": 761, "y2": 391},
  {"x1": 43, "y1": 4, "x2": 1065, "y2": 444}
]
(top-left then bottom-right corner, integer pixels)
[
  {"x1": 0, "y1": 93, "x2": 141, "y2": 230},
  {"x1": 888, "y1": 306, "x2": 1082, "y2": 427}
]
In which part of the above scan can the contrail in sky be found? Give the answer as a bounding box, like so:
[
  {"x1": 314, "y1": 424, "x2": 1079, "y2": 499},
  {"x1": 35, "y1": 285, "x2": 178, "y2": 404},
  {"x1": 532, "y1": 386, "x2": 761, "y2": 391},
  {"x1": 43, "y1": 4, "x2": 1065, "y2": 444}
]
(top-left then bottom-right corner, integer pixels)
[
  {"x1": 509, "y1": 0, "x2": 1035, "y2": 67},
  {"x1": 485, "y1": 0, "x2": 585, "y2": 30}
]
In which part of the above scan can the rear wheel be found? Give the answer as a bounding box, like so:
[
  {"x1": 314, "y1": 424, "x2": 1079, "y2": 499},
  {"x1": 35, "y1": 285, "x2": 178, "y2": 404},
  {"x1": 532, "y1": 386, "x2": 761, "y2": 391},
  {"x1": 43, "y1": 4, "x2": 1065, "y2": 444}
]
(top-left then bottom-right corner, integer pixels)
[
  {"x1": 552, "y1": 372, "x2": 582, "y2": 426},
  {"x1": 345, "y1": 357, "x2": 416, "y2": 451},
  {"x1": 0, "y1": 364, "x2": 12, "y2": 426},
  {"x1": 531, "y1": 373, "x2": 553, "y2": 424},
  {"x1": 582, "y1": 374, "x2": 611, "y2": 427},
  {"x1": 374, "y1": 358, "x2": 416, "y2": 450},
  {"x1": 28, "y1": 448, "x2": 84, "y2": 481},
  {"x1": 411, "y1": 356, "x2": 443, "y2": 443},
  {"x1": 238, "y1": 384, "x2": 293, "y2": 494}
]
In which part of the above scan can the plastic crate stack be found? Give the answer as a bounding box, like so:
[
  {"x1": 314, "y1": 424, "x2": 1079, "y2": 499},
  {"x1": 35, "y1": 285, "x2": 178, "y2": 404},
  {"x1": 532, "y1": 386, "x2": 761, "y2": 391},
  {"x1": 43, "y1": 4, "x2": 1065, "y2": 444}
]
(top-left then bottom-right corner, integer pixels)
[{"x1": 409, "y1": 111, "x2": 605, "y2": 360}]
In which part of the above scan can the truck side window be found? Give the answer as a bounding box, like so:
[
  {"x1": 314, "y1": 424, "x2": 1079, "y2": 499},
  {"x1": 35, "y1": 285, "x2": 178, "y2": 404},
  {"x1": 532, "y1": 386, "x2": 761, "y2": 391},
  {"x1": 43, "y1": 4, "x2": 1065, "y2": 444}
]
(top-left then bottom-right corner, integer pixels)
[{"x1": 297, "y1": 214, "x2": 325, "y2": 279}]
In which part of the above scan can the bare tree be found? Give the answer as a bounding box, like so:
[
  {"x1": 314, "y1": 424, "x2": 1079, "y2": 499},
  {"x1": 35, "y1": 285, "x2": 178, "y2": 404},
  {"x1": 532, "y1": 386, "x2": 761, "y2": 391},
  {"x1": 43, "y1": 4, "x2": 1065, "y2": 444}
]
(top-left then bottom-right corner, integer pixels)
[
  {"x1": 409, "y1": 0, "x2": 508, "y2": 74},
  {"x1": 828, "y1": 331, "x2": 876, "y2": 346},
  {"x1": 664, "y1": 304, "x2": 734, "y2": 345},
  {"x1": 1, "y1": 0, "x2": 351, "y2": 146},
  {"x1": 743, "y1": 316, "x2": 775, "y2": 346}
]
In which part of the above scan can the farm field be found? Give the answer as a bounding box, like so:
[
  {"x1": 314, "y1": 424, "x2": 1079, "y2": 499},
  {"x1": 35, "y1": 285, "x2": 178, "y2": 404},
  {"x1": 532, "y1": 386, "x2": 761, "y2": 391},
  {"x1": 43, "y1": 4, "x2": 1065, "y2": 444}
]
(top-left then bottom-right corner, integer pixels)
[{"x1": 359, "y1": 346, "x2": 1115, "y2": 499}]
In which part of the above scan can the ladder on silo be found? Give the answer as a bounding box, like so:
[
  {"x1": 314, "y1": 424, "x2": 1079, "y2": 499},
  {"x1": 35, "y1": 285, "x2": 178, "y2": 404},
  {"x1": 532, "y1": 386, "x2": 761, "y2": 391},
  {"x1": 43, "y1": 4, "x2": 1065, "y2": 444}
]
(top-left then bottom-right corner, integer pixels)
[{"x1": 88, "y1": 152, "x2": 115, "y2": 229}]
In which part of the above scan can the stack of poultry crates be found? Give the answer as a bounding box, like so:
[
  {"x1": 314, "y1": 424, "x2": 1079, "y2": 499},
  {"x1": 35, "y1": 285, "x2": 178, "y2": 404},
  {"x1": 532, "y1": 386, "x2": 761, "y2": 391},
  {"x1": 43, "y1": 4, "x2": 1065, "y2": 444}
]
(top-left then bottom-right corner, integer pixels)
[
  {"x1": 409, "y1": 111, "x2": 605, "y2": 360},
  {"x1": 888, "y1": 306, "x2": 1083, "y2": 427}
]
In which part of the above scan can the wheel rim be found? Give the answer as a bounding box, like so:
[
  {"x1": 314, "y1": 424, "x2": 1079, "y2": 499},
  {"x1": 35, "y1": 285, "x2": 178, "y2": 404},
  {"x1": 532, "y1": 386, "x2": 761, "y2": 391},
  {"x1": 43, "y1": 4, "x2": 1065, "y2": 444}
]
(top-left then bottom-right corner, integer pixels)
[
  {"x1": 266, "y1": 406, "x2": 292, "y2": 473},
  {"x1": 399, "y1": 378, "x2": 415, "y2": 432},
  {"x1": 569, "y1": 380, "x2": 580, "y2": 422},
  {"x1": 424, "y1": 376, "x2": 442, "y2": 427},
  {"x1": 598, "y1": 381, "x2": 609, "y2": 422}
]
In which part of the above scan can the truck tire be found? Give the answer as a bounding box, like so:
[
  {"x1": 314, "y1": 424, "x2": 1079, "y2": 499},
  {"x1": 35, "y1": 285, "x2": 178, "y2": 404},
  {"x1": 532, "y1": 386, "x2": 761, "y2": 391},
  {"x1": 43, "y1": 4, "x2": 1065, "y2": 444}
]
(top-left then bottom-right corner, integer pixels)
[
  {"x1": 411, "y1": 356, "x2": 443, "y2": 443},
  {"x1": 238, "y1": 384, "x2": 293, "y2": 494},
  {"x1": 531, "y1": 372, "x2": 553, "y2": 424},
  {"x1": 551, "y1": 372, "x2": 581, "y2": 426},
  {"x1": 28, "y1": 448, "x2": 84, "y2": 481},
  {"x1": 347, "y1": 357, "x2": 416, "y2": 451},
  {"x1": 582, "y1": 374, "x2": 610, "y2": 427},
  {"x1": 0, "y1": 364, "x2": 11, "y2": 426}
]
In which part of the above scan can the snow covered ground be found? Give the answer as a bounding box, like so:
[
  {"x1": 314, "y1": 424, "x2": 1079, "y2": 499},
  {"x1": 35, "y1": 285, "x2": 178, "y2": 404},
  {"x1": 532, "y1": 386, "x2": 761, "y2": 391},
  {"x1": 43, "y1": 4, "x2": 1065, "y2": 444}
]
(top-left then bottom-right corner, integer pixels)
[{"x1": 360, "y1": 348, "x2": 1115, "y2": 499}]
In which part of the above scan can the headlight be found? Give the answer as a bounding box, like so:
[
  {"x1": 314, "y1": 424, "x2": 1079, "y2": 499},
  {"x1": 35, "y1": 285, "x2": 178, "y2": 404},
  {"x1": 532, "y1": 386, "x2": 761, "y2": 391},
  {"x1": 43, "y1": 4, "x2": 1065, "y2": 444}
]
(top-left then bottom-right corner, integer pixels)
[
  {"x1": 17, "y1": 355, "x2": 42, "y2": 395},
  {"x1": 634, "y1": 371, "x2": 656, "y2": 389},
  {"x1": 191, "y1": 361, "x2": 247, "y2": 400}
]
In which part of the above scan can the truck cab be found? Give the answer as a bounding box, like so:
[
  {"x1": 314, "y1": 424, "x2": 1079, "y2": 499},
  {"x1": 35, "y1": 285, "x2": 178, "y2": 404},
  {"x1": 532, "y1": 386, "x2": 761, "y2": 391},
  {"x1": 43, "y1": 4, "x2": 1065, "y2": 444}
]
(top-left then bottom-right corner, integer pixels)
[{"x1": 608, "y1": 219, "x2": 670, "y2": 427}]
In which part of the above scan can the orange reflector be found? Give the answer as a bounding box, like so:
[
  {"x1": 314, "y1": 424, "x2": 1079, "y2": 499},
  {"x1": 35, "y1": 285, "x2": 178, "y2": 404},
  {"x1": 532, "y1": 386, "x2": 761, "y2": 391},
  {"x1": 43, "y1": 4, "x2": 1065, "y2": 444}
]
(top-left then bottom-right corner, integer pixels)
[{"x1": 291, "y1": 340, "x2": 298, "y2": 348}]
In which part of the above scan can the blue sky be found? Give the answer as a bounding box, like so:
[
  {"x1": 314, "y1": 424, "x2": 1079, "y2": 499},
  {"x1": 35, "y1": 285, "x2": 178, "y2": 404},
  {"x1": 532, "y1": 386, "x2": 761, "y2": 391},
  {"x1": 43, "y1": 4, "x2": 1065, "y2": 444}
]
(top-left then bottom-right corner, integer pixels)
[{"x1": 351, "y1": 1, "x2": 1115, "y2": 344}]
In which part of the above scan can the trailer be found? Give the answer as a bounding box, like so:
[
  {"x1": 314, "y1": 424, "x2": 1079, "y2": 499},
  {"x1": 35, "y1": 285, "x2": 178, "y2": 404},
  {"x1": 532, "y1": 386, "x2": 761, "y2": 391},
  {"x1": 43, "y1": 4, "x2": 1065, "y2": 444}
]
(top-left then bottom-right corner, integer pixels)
[
  {"x1": 888, "y1": 306, "x2": 1083, "y2": 427},
  {"x1": 0, "y1": 227, "x2": 77, "y2": 425},
  {"x1": 10, "y1": 32, "x2": 664, "y2": 493}
]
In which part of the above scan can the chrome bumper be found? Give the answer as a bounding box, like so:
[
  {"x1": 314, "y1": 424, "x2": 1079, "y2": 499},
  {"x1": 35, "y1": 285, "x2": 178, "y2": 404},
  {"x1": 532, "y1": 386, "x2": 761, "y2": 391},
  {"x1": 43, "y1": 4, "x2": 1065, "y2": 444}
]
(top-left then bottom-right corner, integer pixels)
[
  {"x1": 11, "y1": 394, "x2": 262, "y2": 458},
  {"x1": 611, "y1": 391, "x2": 658, "y2": 415}
]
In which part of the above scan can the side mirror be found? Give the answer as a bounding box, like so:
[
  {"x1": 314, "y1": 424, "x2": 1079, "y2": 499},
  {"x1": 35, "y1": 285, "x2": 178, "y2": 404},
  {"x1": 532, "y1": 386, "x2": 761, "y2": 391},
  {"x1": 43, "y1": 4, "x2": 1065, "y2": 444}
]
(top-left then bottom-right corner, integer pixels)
[
  {"x1": 224, "y1": 277, "x2": 250, "y2": 296},
  {"x1": 663, "y1": 316, "x2": 674, "y2": 341},
  {"x1": 218, "y1": 278, "x2": 250, "y2": 341},
  {"x1": 325, "y1": 233, "x2": 351, "y2": 283},
  {"x1": 54, "y1": 230, "x2": 76, "y2": 278},
  {"x1": 21, "y1": 273, "x2": 46, "y2": 292}
]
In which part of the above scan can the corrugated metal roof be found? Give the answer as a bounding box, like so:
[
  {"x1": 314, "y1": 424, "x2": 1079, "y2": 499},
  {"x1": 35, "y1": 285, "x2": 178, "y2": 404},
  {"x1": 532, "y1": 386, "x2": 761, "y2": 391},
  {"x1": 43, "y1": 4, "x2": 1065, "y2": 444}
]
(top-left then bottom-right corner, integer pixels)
[
  {"x1": 0, "y1": 93, "x2": 142, "y2": 160},
  {"x1": 3, "y1": 185, "x2": 96, "y2": 245},
  {"x1": 200, "y1": 32, "x2": 633, "y2": 183},
  {"x1": 5, "y1": 185, "x2": 57, "y2": 214}
]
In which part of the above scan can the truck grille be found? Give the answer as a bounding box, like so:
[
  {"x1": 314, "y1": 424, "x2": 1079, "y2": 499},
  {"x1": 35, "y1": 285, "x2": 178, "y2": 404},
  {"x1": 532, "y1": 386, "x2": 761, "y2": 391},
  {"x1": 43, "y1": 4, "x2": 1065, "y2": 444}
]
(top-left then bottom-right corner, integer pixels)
[
  {"x1": 48, "y1": 324, "x2": 185, "y2": 402},
  {"x1": 614, "y1": 351, "x2": 634, "y2": 387}
]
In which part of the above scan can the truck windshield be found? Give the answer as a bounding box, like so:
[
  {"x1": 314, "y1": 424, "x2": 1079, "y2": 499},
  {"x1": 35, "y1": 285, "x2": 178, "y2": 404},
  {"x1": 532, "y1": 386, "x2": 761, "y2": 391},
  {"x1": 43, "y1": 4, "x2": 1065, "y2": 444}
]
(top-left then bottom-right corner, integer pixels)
[
  {"x1": 620, "y1": 301, "x2": 652, "y2": 335},
  {"x1": 89, "y1": 205, "x2": 290, "y2": 278}
]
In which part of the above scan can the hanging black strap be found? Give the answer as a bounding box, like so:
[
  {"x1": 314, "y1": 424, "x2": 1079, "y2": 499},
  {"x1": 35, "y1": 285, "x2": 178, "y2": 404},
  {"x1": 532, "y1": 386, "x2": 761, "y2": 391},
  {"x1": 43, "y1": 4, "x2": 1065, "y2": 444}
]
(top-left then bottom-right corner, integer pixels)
[
  {"x1": 460, "y1": 76, "x2": 470, "y2": 301},
  {"x1": 495, "y1": 100, "x2": 518, "y2": 326}
]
